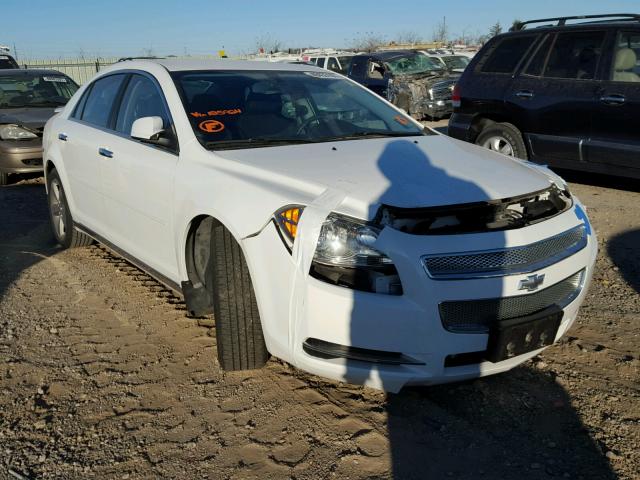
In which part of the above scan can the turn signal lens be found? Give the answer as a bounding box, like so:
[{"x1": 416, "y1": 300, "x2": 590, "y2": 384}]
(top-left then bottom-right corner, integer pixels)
[{"x1": 274, "y1": 206, "x2": 304, "y2": 247}]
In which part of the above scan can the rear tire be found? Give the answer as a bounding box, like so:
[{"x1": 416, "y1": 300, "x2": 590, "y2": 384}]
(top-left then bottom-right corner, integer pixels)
[
  {"x1": 210, "y1": 223, "x2": 269, "y2": 370},
  {"x1": 475, "y1": 122, "x2": 528, "y2": 160},
  {"x1": 47, "y1": 169, "x2": 93, "y2": 248},
  {"x1": 0, "y1": 172, "x2": 8, "y2": 186}
]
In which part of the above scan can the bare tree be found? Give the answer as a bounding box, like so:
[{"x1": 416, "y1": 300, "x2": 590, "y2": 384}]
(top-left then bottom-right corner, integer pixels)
[
  {"x1": 511, "y1": 18, "x2": 523, "y2": 31},
  {"x1": 432, "y1": 17, "x2": 449, "y2": 43},
  {"x1": 255, "y1": 33, "x2": 283, "y2": 54},
  {"x1": 350, "y1": 32, "x2": 387, "y2": 52},
  {"x1": 141, "y1": 46, "x2": 155, "y2": 57},
  {"x1": 489, "y1": 21, "x2": 503, "y2": 38},
  {"x1": 395, "y1": 30, "x2": 422, "y2": 45}
]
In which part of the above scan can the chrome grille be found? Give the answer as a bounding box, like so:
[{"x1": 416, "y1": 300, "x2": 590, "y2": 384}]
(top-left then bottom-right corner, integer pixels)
[
  {"x1": 423, "y1": 225, "x2": 586, "y2": 279},
  {"x1": 439, "y1": 269, "x2": 585, "y2": 333},
  {"x1": 430, "y1": 80, "x2": 456, "y2": 100}
]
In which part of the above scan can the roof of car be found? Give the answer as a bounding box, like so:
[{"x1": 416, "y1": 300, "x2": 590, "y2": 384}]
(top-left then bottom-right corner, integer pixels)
[
  {"x1": 505, "y1": 20, "x2": 640, "y2": 35},
  {"x1": 0, "y1": 68, "x2": 68, "y2": 76},
  {"x1": 117, "y1": 58, "x2": 325, "y2": 72}
]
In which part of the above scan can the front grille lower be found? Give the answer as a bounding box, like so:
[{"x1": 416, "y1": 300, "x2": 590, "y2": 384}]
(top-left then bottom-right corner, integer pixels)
[
  {"x1": 439, "y1": 269, "x2": 585, "y2": 333},
  {"x1": 430, "y1": 80, "x2": 456, "y2": 100},
  {"x1": 423, "y1": 225, "x2": 586, "y2": 279}
]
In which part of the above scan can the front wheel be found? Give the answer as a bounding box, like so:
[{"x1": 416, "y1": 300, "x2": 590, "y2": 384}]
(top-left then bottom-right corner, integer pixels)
[
  {"x1": 210, "y1": 223, "x2": 269, "y2": 371},
  {"x1": 47, "y1": 169, "x2": 93, "y2": 248},
  {"x1": 475, "y1": 122, "x2": 528, "y2": 159}
]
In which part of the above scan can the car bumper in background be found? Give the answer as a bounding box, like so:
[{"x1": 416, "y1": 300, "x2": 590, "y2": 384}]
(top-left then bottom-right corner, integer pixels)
[
  {"x1": 447, "y1": 113, "x2": 476, "y2": 142},
  {"x1": 0, "y1": 139, "x2": 44, "y2": 174}
]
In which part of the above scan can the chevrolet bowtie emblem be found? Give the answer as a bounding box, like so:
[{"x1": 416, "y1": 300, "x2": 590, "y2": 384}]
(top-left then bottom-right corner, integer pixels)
[{"x1": 518, "y1": 274, "x2": 545, "y2": 292}]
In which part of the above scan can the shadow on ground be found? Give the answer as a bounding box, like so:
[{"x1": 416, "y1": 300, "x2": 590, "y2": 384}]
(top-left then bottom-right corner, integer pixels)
[{"x1": 608, "y1": 228, "x2": 640, "y2": 294}]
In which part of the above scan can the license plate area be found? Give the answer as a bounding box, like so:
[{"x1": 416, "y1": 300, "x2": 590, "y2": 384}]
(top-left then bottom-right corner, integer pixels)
[{"x1": 486, "y1": 305, "x2": 563, "y2": 363}]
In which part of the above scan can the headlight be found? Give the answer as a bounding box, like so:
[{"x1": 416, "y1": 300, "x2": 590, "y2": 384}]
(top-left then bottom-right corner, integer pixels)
[
  {"x1": 314, "y1": 213, "x2": 392, "y2": 267},
  {"x1": 273, "y1": 207, "x2": 401, "y2": 295},
  {"x1": 0, "y1": 124, "x2": 38, "y2": 140}
]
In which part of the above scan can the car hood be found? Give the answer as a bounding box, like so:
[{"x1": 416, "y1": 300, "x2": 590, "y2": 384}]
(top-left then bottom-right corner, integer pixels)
[
  {"x1": 0, "y1": 107, "x2": 57, "y2": 129},
  {"x1": 215, "y1": 135, "x2": 553, "y2": 221}
]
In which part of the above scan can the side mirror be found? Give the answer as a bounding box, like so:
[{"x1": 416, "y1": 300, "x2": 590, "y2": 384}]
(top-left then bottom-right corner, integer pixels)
[{"x1": 131, "y1": 116, "x2": 164, "y2": 141}]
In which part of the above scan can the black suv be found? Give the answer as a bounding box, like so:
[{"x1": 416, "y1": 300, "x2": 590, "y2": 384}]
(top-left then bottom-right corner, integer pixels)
[
  {"x1": 449, "y1": 14, "x2": 640, "y2": 179},
  {"x1": 347, "y1": 50, "x2": 456, "y2": 119},
  {"x1": 0, "y1": 53, "x2": 19, "y2": 69}
]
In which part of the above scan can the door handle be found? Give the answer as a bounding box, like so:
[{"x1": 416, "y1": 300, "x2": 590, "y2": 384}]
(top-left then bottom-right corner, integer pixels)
[
  {"x1": 600, "y1": 94, "x2": 625, "y2": 105},
  {"x1": 98, "y1": 147, "x2": 113, "y2": 158},
  {"x1": 515, "y1": 90, "x2": 534, "y2": 99},
  {"x1": 58, "y1": 133, "x2": 68, "y2": 141}
]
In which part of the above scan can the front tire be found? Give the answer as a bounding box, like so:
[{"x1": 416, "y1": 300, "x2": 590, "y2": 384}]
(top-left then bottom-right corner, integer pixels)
[
  {"x1": 475, "y1": 122, "x2": 528, "y2": 159},
  {"x1": 210, "y1": 223, "x2": 269, "y2": 371},
  {"x1": 47, "y1": 169, "x2": 93, "y2": 248}
]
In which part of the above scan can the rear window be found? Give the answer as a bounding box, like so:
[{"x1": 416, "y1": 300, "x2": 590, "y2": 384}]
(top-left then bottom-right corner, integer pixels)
[
  {"x1": 80, "y1": 74, "x2": 127, "y2": 128},
  {"x1": 480, "y1": 35, "x2": 537, "y2": 74},
  {"x1": 543, "y1": 31, "x2": 606, "y2": 80}
]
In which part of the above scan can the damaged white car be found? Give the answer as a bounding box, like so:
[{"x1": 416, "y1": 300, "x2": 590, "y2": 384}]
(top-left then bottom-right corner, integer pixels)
[{"x1": 43, "y1": 59, "x2": 597, "y2": 392}]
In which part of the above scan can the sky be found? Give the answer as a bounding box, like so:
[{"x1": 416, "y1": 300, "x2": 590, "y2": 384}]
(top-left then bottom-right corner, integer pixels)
[{"x1": 2, "y1": 0, "x2": 639, "y2": 59}]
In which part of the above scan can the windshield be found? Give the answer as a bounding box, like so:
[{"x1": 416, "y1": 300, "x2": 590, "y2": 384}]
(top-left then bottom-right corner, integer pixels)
[
  {"x1": 0, "y1": 73, "x2": 78, "y2": 108},
  {"x1": 385, "y1": 54, "x2": 445, "y2": 75},
  {"x1": 442, "y1": 56, "x2": 470, "y2": 70},
  {"x1": 172, "y1": 70, "x2": 427, "y2": 150}
]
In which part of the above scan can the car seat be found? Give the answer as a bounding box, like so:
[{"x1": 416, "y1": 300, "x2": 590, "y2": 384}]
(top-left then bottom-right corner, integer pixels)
[
  {"x1": 613, "y1": 48, "x2": 640, "y2": 82},
  {"x1": 237, "y1": 92, "x2": 295, "y2": 138}
]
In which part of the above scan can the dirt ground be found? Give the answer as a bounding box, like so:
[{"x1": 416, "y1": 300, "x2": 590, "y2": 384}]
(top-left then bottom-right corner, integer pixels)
[{"x1": 0, "y1": 164, "x2": 638, "y2": 479}]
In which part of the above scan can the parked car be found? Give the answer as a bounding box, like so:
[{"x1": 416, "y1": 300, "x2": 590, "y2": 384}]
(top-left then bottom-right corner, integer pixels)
[
  {"x1": 422, "y1": 53, "x2": 471, "y2": 73},
  {"x1": 347, "y1": 50, "x2": 457, "y2": 119},
  {"x1": 0, "y1": 53, "x2": 19, "y2": 69},
  {"x1": 303, "y1": 53, "x2": 354, "y2": 75},
  {"x1": 449, "y1": 13, "x2": 640, "y2": 179},
  {"x1": 0, "y1": 69, "x2": 78, "y2": 185},
  {"x1": 43, "y1": 59, "x2": 596, "y2": 392}
]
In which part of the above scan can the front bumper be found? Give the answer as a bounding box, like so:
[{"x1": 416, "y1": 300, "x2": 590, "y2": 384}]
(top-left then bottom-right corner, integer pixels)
[
  {"x1": 0, "y1": 139, "x2": 44, "y2": 174},
  {"x1": 419, "y1": 99, "x2": 452, "y2": 120},
  {"x1": 243, "y1": 203, "x2": 597, "y2": 392}
]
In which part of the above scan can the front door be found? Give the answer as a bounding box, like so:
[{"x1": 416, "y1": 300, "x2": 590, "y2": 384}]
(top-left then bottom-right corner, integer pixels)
[
  {"x1": 588, "y1": 29, "x2": 640, "y2": 175},
  {"x1": 100, "y1": 73, "x2": 179, "y2": 280}
]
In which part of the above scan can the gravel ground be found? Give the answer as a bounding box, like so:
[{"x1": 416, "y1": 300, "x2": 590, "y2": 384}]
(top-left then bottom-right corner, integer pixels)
[{"x1": 0, "y1": 166, "x2": 638, "y2": 480}]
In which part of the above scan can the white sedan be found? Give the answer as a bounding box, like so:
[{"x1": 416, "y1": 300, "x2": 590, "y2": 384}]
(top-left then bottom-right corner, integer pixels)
[{"x1": 43, "y1": 59, "x2": 597, "y2": 392}]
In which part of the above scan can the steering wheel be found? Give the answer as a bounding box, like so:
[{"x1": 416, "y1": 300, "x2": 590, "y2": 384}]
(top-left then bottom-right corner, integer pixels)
[{"x1": 296, "y1": 116, "x2": 322, "y2": 136}]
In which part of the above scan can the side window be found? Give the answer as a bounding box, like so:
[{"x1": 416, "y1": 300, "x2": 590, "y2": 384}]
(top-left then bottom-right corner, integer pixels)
[
  {"x1": 611, "y1": 31, "x2": 640, "y2": 82},
  {"x1": 327, "y1": 57, "x2": 340, "y2": 72},
  {"x1": 81, "y1": 74, "x2": 126, "y2": 128},
  {"x1": 480, "y1": 35, "x2": 537, "y2": 74},
  {"x1": 524, "y1": 35, "x2": 553, "y2": 76},
  {"x1": 71, "y1": 86, "x2": 92, "y2": 119},
  {"x1": 367, "y1": 60, "x2": 385, "y2": 79},
  {"x1": 316, "y1": 57, "x2": 326, "y2": 68},
  {"x1": 115, "y1": 74, "x2": 170, "y2": 135},
  {"x1": 349, "y1": 58, "x2": 367, "y2": 77},
  {"x1": 544, "y1": 31, "x2": 606, "y2": 80}
]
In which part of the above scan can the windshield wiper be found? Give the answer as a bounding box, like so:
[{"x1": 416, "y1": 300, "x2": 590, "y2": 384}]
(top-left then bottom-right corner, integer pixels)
[
  {"x1": 205, "y1": 137, "x2": 317, "y2": 150},
  {"x1": 317, "y1": 131, "x2": 424, "y2": 142}
]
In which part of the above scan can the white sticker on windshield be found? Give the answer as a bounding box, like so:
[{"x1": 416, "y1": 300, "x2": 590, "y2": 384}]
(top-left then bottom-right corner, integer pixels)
[
  {"x1": 303, "y1": 71, "x2": 340, "y2": 79},
  {"x1": 43, "y1": 76, "x2": 67, "y2": 83}
]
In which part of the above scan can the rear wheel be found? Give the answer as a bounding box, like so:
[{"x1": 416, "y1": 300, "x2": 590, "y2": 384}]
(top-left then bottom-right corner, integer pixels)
[
  {"x1": 0, "y1": 172, "x2": 8, "y2": 186},
  {"x1": 475, "y1": 122, "x2": 528, "y2": 159},
  {"x1": 210, "y1": 223, "x2": 269, "y2": 370},
  {"x1": 47, "y1": 169, "x2": 93, "y2": 248}
]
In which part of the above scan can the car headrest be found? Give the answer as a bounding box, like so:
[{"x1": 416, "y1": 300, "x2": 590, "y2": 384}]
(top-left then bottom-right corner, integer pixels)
[
  {"x1": 245, "y1": 93, "x2": 282, "y2": 115},
  {"x1": 614, "y1": 48, "x2": 637, "y2": 71}
]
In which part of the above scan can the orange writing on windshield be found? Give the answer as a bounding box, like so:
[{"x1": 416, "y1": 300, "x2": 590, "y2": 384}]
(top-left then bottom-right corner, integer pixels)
[
  {"x1": 191, "y1": 108, "x2": 242, "y2": 118},
  {"x1": 199, "y1": 119, "x2": 225, "y2": 133}
]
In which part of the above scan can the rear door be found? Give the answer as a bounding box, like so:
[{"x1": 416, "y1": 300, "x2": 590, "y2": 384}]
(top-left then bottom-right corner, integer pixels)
[
  {"x1": 587, "y1": 29, "x2": 640, "y2": 175},
  {"x1": 507, "y1": 30, "x2": 608, "y2": 165},
  {"x1": 63, "y1": 73, "x2": 127, "y2": 233}
]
